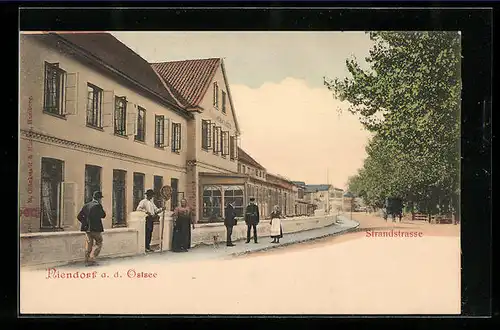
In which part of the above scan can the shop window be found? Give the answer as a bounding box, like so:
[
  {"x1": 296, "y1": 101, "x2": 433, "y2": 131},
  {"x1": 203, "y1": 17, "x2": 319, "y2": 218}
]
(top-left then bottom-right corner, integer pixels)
[
  {"x1": 202, "y1": 186, "x2": 222, "y2": 221},
  {"x1": 112, "y1": 170, "x2": 127, "y2": 226},
  {"x1": 40, "y1": 158, "x2": 64, "y2": 229},
  {"x1": 133, "y1": 172, "x2": 145, "y2": 210},
  {"x1": 223, "y1": 185, "x2": 244, "y2": 217},
  {"x1": 84, "y1": 165, "x2": 101, "y2": 203}
]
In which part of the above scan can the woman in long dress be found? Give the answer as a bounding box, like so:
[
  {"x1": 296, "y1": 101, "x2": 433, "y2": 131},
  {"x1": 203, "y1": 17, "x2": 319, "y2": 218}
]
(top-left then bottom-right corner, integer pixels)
[
  {"x1": 172, "y1": 199, "x2": 194, "y2": 252},
  {"x1": 270, "y1": 205, "x2": 283, "y2": 243}
]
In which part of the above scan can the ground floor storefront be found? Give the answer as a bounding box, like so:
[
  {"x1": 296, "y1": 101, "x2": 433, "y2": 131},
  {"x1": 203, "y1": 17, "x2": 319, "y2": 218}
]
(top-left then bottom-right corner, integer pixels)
[
  {"x1": 19, "y1": 137, "x2": 186, "y2": 239},
  {"x1": 198, "y1": 173, "x2": 313, "y2": 223}
]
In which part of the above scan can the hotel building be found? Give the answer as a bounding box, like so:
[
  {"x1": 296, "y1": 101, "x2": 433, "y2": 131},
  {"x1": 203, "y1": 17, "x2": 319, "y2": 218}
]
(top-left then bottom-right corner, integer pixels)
[{"x1": 20, "y1": 32, "x2": 322, "y2": 263}]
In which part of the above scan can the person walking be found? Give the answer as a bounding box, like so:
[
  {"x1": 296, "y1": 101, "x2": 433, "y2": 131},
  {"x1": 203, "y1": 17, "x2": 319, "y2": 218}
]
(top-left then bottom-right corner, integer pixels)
[
  {"x1": 77, "y1": 191, "x2": 106, "y2": 266},
  {"x1": 137, "y1": 189, "x2": 166, "y2": 253},
  {"x1": 244, "y1": 197, "x2": 260, "y2": 244},
  {"x1": 270, "y1": 205, "x2": 284, "y2": 244},
  {"x1": 224, "y1": 202, "x2": 237, "y2": 247},
  {"x1": 172, "y1": 198, "x2": 194, "y2": 252}
]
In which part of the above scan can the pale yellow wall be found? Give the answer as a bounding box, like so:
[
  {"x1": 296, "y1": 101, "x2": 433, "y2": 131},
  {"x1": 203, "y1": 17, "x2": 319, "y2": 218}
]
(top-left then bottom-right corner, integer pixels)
[
  {"x1": 19, "y1": 35, "x2": 188, "y2": 233},
  {"x1": 19, "y1": 36, "x2": 188, "y2": 169},
  {"x1": 237, "y1": 160, "x2": 267, "y2": 181},
  {"x1": 19, "y1": 138, "x2": 186, "y2": 234},
  {"x1": 195, "y1": 62, "x2": 239, "y2": 174}
]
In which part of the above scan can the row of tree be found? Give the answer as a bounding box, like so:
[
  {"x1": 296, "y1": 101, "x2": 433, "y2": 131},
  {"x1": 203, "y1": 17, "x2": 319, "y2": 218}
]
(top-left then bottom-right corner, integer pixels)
[{"x1": 324, "y1": 31, "x2": 461, "y2": 216}]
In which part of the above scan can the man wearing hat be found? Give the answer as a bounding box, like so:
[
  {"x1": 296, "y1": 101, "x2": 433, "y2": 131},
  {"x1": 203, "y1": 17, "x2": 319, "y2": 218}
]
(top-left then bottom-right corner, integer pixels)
[
  {"x1": 137, "y1": 189, "x2": 166, "y2": 252},
  {"x1": 224, "y1": 201, "x2": 237, "y2": 247},
  {"x1": 77, "y1": 191, "x2": 106, "y2": 266},
  {"x1": 244, "y1": 197, "x2": 260, "y2": 244}
]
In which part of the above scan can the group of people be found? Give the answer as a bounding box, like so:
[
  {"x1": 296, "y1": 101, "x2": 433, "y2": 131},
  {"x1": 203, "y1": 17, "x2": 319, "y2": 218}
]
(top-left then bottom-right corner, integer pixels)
[
  {"x1": 77, "y1": 191, "x2": 285, "y2": 267},
  {"x1": 136, "y1": 189, "x2": 194, "y2": 253},
  {"x1": 224, "y1": 197, "x2": 284, "y2": 245}
]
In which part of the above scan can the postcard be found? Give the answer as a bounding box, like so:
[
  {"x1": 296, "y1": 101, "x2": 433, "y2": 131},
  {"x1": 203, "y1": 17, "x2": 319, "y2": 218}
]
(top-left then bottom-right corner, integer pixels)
[{"x1": 19, "y1": 29, "x2": 461, "y2": 315}]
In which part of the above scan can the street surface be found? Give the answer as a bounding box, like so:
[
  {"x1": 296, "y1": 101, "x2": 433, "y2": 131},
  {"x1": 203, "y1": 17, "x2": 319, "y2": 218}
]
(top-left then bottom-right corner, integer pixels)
[{"x1": 20, "y1": 213, "x2": 460, "y2": 315}]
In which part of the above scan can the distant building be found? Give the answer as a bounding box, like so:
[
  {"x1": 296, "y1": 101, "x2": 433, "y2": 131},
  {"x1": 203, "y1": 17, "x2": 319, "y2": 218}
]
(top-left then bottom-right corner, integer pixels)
[
  {"x1": 304, "y1": 184, "x2": 333, "y2": 214},
  {"x1": 291, "y1": 181, "x2": 314, "y2": 216},
  {"x1": 329, "y1": 187, "x2": 345, "y2": 212}
]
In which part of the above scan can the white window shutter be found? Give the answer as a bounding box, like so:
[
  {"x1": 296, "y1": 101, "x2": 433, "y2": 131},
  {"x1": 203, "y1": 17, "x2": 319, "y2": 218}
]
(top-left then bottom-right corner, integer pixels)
[
  {"x1": 178, "y1": 124, "x2": 182, "y2": 151},
  {"x1": 64, "y1": 72, "x2": 79, "y2": 115},
  {"x1": 126, "y1": 102, "x2": 138, "y2": 136},
  {"x1": 102, "y1": 90, "x2": 114, "y2": 128},
  {"x1": 60, "y1": 182, "x2": 77, "y2": 228},
  {"x1": 207, "y1": 120, "x2": 212, "y2": 149},
  {"x1": 164, "y1": 118, "x2": 170, "y2": 147}
]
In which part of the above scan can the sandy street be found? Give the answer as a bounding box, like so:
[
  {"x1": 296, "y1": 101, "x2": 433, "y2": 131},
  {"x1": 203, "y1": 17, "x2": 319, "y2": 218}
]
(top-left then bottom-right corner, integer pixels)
[{"x1": 20, "y1": 213, "x2": 461, "y2": 315}]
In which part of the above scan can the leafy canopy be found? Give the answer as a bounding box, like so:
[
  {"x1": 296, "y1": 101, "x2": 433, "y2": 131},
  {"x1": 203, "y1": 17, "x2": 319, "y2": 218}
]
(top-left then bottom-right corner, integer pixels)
[{"x1": 325, "y1": 31, "x2": 461, "y2": 215}]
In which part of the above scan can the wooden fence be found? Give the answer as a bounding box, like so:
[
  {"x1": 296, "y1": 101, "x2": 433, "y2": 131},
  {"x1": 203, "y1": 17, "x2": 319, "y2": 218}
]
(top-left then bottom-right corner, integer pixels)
[{"x1": 411, "y1": 213, "x2": 454, "y2": 224}]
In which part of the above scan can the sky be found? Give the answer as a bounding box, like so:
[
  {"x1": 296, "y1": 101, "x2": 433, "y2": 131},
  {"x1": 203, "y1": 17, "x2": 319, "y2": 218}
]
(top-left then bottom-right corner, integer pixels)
[{"x1": 111, "y1": 31, "x2": 374, "y2": 189}]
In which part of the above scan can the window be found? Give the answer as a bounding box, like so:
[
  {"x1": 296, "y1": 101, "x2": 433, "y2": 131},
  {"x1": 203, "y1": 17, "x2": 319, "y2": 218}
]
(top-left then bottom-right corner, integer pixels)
[
  {"x1": 213, "y1": 126, "x2": 221, "y2": 154},
  {"x1": 221, "y1": 90, "x2": 227, "y2": 114},
  {"x1": 242, "y1": 165, "x2": 246, "y2": 173},
  {"x1": 133, "y1": 172, "x2": 145, "y2": 210},
  {"x1": 213, "y1": 82, "x2": 219, "y2": 108},
  {"x1": 171, "y1": 122, "x2": 181, "y2": 152},
  {"x1": 224, "y1": 185, "x2": 244, "y2": 217},
  {"x1": 238, "y1": 163, "x2": 241, "y2": 173},
  {"x1": 84, "y1": 165, "x2": 102, "y2": 203},
  {"x1": 40, "y1": 158, "x2": 64, "y2": 229},
  {"x1": 201, "y1": 120, "x2": 212, "y2": 150},
  {"x1": 221, "y1": 131, "x2": 230, "y2": 156},
  {"x1": 153, "y1": 175, "x2": 164, "y2": 209},
  {"x1": 135, "y1": 107, "x2": 146, "y2": 142},
  {"x1": 171, "y1": 178, "x2": 179, "y2": 211},
  {"x1": 230, "y1": 136, "x2": 236, "y2": 160},
  {"x1": 155, "y1": 115, "x2": 165, "y2": 148},
  {"x1": 86, "y1": 83, "x2": 103, "y2": 128},
  {"x1": 114, "y1": 96, "x2": 127, "y2": 136},
  {"x1": 202, "y1": 186, "x2": 222, "y2": 221},
  {"x1": 112, "y1": 170, "x2": 127, "y2": 226},
  {"x1": 43, "y1": 62, "x2": 66, "y2": 116}
]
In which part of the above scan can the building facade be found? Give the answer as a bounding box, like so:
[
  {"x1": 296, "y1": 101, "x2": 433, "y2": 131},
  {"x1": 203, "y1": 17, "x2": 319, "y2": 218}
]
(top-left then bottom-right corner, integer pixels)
[
  {"x1": 20, "y1": 33, "x2": 190, "y2": 247},
  {"x1": 292, "y1": 181, "x2": 315, "y2": 216},
  {"x1": 152, "y1": 59, "x2": 241, "y2": 223},
  {"x1": 329, "y1": 187, "x2": 345, "y2": 212},
  {"x1": 304, "y1": 184, "x2": 333, "y2": 214},
  {"x1": 20, "y1": 32, "x2": 336, "y2": 261}
]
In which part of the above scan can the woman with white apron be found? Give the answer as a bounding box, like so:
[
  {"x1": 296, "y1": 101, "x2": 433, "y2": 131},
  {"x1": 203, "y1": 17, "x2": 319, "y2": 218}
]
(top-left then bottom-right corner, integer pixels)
[{"x1": 270, "y1": 205, "x2": 283, "y2": 243}]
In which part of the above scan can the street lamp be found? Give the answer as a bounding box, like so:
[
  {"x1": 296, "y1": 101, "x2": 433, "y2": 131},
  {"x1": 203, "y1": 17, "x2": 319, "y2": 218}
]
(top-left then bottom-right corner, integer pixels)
[{"x1": 343, "y1": 192, "x2": 354, "y2": 220}]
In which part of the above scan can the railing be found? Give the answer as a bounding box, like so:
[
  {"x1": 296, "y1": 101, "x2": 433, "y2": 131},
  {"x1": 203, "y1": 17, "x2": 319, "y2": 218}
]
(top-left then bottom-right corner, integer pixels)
[{"x1": 411, "y1": 213, "x2": 454, "y2": 224}]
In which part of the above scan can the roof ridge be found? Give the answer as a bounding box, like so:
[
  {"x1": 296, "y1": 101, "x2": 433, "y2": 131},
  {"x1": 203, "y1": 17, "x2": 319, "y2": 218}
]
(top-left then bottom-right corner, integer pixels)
[
  {"x1": 44, "y1": 33, "x2": 190, "y2": 117},
  {"x1": 151, "y1": 57, "x2": 221, "y2": 65}
]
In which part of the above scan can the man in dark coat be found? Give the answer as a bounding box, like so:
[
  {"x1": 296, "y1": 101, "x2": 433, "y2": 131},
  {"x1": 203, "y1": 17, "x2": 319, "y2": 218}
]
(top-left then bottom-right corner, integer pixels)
[
  {"x1": 77, "y1": 191, "x2": 106, "y2": 266},
  {"x1": 244, "y1": 197, "x2": 260, "y2": 243},
  {"x1": 224, "y1": 202, "x2": 237, "y2": 247}
]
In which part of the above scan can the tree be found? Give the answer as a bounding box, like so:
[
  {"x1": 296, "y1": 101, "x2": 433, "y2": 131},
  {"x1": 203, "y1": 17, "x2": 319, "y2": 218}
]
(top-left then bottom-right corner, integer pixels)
[{"x1": 325, "y1": 32, "x2": 461, "y2": 215}]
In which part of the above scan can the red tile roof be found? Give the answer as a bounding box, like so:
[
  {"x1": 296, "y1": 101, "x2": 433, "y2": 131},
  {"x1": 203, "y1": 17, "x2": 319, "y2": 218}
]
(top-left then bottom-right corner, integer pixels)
[
  {"x1": 27, "y1": 32, "x2": 187, "y2": 112},
  {"x1": 151, "y1": 58, "x2": 221, "y2": 108},
  {"x1": 238, "y1": 147, "x2": 266, "y2": 170}
]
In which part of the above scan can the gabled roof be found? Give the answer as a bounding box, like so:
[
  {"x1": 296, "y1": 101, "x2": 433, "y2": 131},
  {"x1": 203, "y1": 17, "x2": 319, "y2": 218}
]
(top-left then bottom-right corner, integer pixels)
[
  {"x1": 151, "y1": 58, "x2": 241, "y2": 134},
  {"x1": 238, "y1": 147, "x2": 266, "y2": 170},
  {"x1": 151, "y1": 58, "x2": 220, "y2": 108},
  {"x1": 292, "y1": 181, "x2": 306, "y2": 187},
  {"x1": 305, "y1": 184, "x2": 332, "y2": 193},
  {"x1": 27, "y1": 32, "x2": 188, "y2": 115}
]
